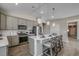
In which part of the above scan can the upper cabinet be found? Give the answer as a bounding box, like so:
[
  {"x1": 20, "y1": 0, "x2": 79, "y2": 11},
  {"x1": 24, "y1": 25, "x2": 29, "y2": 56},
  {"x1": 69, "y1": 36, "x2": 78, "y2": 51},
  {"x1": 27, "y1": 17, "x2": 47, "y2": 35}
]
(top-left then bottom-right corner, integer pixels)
[
  {"x1": 6, "y1": 16, "x2": 18, "y2": 30},
  {"x1": 26, "y1": 20, "x2": 33, "y2": 30},
  {"x1": 0, "y1": 12, "x2": 37, "y2": 30},
  {"x1": 18, "y1": 19, "x2": 37, "y2": 30},
  {"x1": 18, "y1": 19, "x2": 27, "y2": 25},
  {"x1": 0, "y1": 13, "x2": 6, "y2": 30}
]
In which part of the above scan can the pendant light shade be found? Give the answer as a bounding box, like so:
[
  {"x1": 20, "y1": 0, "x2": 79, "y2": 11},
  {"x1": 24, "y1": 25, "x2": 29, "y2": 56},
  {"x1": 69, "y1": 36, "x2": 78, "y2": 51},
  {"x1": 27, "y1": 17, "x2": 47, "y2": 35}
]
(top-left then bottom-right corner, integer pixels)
[
  {"x1": 52, "y1": 22, "x2": 55, "y2": 27},
  {"x1": 47, "y1": 21, "x2": 50, "y2": 25},
  {"x1": 37, "y1": 18, "x2": 42, "y2": 24}
]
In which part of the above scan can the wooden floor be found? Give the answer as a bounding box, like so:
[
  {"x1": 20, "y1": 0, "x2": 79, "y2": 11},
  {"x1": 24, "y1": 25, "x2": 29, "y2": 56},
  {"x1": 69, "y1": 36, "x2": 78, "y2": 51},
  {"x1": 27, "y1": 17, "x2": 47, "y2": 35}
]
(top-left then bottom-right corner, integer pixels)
[
  {"x1": 8, "y1": 38, "x2": 79, "y2": 56},
  {"x1": 58, "y1": 38, "x2": 79, "y2": 56},
  {"x1": 8, "y1": 42, "x2": 32, "y2": 56}
]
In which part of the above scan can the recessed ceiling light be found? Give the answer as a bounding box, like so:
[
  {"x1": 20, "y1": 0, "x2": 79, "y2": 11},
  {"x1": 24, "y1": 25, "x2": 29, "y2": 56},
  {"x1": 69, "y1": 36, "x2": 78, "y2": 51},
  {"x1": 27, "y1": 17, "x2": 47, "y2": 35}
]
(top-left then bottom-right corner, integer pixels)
[
  {"x1": 15, "y1": 3, "x2": 18, "y2": 5},
  {"x1": 51, "y1": 15, "x2": 54, "y2": 18},
  {"x1": 40, "y1": 10, "x2": 44, "y2": 14},
  {"x1": 32, "y1": 6, "x2": 35, "y2": 8}
]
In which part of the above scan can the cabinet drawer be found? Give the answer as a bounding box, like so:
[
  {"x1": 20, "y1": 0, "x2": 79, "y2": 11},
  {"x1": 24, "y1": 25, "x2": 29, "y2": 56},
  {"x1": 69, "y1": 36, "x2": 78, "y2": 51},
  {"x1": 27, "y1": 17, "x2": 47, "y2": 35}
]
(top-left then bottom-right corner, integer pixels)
[
  {"x1": 11, "y1": 36, "x2": 19, "y2": 46},
  {"x1": 7, "y1": 36, "x2": 19, "y2": 47},
  {"x1": 7, "y1": 36, "x2": 12, "y2": 47}
]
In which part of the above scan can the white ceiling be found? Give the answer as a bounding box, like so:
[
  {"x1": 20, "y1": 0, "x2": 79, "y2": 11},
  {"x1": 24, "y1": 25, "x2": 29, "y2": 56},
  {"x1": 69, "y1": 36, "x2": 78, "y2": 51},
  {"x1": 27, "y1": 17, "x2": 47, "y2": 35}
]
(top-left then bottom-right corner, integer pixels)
[{"x1": 0, "y1": 3, "x2": 79, "y2": 21}]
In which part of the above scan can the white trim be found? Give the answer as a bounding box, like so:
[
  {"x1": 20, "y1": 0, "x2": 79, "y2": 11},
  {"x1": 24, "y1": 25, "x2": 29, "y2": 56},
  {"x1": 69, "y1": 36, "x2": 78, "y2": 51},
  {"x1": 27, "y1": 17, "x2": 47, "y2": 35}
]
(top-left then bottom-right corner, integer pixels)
[
  {"x1": 67, "y1": 19, "x2": 79, "y2": 23},
  {"x1": 34, "y1": 39, "x2": 37, "y2": 56}
]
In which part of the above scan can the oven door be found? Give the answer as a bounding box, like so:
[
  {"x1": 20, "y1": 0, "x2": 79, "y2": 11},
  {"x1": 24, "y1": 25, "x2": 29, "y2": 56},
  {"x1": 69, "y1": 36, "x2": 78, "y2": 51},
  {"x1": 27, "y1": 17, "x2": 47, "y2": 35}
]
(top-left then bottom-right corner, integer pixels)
[{"x1": 19, "y1": 35, "x2": 28, "y2": 43}]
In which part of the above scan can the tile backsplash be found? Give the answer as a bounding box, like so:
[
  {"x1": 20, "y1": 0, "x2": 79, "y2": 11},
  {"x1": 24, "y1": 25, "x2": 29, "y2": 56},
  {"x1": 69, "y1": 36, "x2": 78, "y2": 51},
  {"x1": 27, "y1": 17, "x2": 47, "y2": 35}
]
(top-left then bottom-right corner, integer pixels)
[
  {"x1": 0, "y1": 30, "x2": 30, "y2": 36},
  {"x1": 0, "y1": 30, "x2": 18, "y2": 36}
]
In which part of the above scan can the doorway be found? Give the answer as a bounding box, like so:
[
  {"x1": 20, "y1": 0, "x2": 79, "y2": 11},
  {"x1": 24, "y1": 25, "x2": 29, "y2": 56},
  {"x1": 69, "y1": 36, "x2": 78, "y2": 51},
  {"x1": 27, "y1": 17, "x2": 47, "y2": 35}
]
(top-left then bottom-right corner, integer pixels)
[{"x1": 68, "y1": 22, "x2": 77, "y2": 41}]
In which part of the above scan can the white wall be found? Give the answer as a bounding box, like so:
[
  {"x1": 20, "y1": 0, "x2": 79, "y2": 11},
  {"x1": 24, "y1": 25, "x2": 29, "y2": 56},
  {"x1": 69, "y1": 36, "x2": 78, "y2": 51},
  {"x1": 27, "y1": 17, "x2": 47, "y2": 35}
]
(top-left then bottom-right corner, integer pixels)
[
  {"x1": 50, "y1": 22, "x2": 60, "y2": 35},
  {"x1": 48, "y1": 16, "x2": 79, "y2": 42},
  {"x1": 77, "y1": 21, "x2": 79, "y2": 40},
  {"x1": 43, "y1": 17, "x2": 79, "y2": 42},
  {"x1": 58, "y1": 20, "x2": 69, "y2": 42},
  {"x1": 0, "y1": 30, "x2": 18, "y2": 36},
  {"x1": 43, "y1": 19, "x2": 69, "y2": 42},
  {"x1": 49, "y1": 20, "x2": 69, "y2": 42}
]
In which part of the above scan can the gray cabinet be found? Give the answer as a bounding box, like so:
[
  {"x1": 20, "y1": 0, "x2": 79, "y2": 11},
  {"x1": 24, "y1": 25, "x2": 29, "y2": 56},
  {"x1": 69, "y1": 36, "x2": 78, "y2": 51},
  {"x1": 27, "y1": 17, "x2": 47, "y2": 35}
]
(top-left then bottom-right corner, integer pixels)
[
  {"x1": 11, "y1": 36, "x2": 19, "y2": 46},
  {"x1": 0, "y1": 47, "x2": 8, "y2": 56},
  {"x1": 7, "y1": 36, "x2": 19, "y2": 47},
  {"x1": 26, "y1": 20, "x2": 33, "y2": 30},
  {"x1": 18, "y1": 19, "x2": 27, "y2": 25},
  {"x1": 6, "y1": 16, "x2": 18, "y2": 30},
  {"x1": 0, "y1": 12, "x2": 37, "y2": 30},
  {"x1": 0, "y1": 13, "x2": 6, "y2": 30}
]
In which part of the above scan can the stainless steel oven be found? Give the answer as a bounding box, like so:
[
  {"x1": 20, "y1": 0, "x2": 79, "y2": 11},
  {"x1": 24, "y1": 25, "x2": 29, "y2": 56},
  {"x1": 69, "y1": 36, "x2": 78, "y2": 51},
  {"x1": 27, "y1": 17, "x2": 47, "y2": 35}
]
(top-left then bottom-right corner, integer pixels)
[{"x1": 18, "y1": 34, "x2": 28, "y2": 43}]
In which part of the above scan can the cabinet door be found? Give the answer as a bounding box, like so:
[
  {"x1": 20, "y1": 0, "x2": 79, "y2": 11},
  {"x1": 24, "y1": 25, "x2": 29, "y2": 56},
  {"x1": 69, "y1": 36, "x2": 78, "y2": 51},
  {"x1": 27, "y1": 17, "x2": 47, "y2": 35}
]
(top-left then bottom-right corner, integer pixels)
[
  {"x1": 12, "y1": 17, "x2": 18, "y2": 30},
  {"x1": 7, "y1": 16, "x2": 18, "y2": 30},
  {"x1": 7, "y1": 36, "x2": 19, "y2": 47},
  {"x1": 0, "y1": 12, "x2": 1, "y2": 30},
  {"x1": 7, "y1": 16, "x2": 13, "y2": 29},
  {"x1": 7, "y1": 36, "x2": 12, "y2": 47},
  {"x1": 0, "y1": 14, "x2": 6, "y2": 30},
  {"x1": 11, "y1": 36, "x2": 19, "y2": 46},
  {"x1": 18, "y1": 19, "x2": 26, "y2": 25},
  {"x1": 22, "y1": 19, "x2": 26, "y2": 25},
  {"x1": 27, "y1": 20, "x2": 32, "y2": 30}
]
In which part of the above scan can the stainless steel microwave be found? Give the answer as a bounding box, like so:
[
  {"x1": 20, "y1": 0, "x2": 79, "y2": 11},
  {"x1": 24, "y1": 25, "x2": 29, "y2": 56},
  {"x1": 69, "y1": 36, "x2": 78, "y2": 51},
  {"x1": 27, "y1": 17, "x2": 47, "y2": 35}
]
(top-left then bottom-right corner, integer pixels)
[{"x1": 18, "y1": 25, "x2": 27, "y2": 30}]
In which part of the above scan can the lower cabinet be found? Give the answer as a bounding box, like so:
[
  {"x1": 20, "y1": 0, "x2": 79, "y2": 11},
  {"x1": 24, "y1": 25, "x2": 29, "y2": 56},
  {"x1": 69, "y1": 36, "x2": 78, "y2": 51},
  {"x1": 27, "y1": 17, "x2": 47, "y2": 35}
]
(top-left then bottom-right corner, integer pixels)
[
  {"x1": 7, "y1": 36, "x2": 19, "y2": 47},
  {"x1": 0, "y1": 46, "x2": 8, "y2": 56}
]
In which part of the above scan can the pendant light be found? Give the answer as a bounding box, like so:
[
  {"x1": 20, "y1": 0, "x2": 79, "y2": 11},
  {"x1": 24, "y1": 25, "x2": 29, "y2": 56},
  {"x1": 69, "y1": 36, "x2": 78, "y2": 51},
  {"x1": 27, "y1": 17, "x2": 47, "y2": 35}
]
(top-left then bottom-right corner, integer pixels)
[
  {"x1": 52, "y1": 22, "x2": 55, "y2": 27},
  {"x1": 52, "y1": 8, "x2": 56, "y2": 27},
  {"x1": 51, "y1": 8, "x2": 55, "y2": 19},
  {"x1": 47, "y1": 21, "x2": 50, "y2": 25}
]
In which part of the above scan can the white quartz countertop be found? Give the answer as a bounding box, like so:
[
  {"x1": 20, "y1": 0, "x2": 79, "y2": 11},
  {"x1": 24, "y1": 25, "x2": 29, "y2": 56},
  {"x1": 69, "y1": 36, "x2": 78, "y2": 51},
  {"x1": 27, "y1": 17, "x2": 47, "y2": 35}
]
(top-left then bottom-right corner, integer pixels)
[
  {"x1": 28, "y1": 35, "x2": 56, "y2": 41},
  {"x1": 0, "y1": 37, "x2": 9, "y2": 47}
]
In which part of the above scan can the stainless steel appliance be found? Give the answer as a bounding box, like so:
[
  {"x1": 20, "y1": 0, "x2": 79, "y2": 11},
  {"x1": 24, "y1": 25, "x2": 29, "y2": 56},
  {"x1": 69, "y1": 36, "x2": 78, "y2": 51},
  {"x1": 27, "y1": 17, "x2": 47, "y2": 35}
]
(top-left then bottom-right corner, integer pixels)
[
  {"x1": 18, "y1": 25, "x2": 27, "y2": 30},
  {"x1": 18, "y1": 33, "x2": 28, "y2": 44}
]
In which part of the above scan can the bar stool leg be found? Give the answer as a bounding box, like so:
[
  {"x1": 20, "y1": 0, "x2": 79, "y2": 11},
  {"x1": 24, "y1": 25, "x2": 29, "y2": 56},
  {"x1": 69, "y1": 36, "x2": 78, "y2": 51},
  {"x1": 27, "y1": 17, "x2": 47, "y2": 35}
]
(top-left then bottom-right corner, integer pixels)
[{"x1": 50, "y1": 48, "x2": 53, "y2": 56}]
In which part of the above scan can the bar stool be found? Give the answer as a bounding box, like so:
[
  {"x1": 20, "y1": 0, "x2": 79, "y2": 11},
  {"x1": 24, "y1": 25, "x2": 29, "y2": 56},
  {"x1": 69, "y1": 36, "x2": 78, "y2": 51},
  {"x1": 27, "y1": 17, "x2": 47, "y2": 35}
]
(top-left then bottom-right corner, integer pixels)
[
  {"x1": 43, "y1": 37, "x2": 56, "y2": 56},
  {"x1": 53, "y1": 35, "x2": 63, "y2": 56},
  {"x1": 59, "y1": 35, "x2": 63, "y2": 48}
]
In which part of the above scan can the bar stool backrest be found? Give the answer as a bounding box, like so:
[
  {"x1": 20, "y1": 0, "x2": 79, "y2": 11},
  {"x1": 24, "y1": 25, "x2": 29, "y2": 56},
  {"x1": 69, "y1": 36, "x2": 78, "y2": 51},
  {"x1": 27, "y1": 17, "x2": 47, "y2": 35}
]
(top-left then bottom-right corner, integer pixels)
[{"x1": 50, "y1": 36, "x2": 57, "y2": 48}]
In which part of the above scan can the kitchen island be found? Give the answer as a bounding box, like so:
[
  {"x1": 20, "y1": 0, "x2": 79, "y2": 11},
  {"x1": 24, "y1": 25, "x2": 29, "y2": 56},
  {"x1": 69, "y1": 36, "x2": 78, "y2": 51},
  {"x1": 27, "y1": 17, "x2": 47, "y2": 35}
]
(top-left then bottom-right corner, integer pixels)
[
  {"x1": 28, "y1": 35, "x2": 55, "y2": 56},
  {"x1": 0, "y1": 37, "x2": 9, "y2": 56}
]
